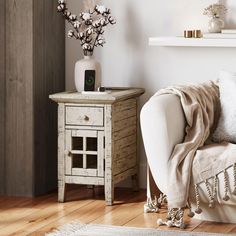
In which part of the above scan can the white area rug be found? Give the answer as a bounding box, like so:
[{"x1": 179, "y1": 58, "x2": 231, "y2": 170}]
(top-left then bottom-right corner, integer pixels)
[{"x1": 46, "y1": 221, "x2": 234, "y2": 236}]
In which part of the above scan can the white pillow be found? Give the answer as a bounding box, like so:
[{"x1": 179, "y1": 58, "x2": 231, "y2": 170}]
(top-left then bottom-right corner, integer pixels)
[{"x1": 212, "y1": 71, "x2": 236, "y2": 143}]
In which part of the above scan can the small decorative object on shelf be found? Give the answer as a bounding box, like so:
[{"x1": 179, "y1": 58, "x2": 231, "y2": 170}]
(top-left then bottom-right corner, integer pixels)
[
  {"x1": 184, "y1": 30, "x2": 202, "y2": 38},
  {"x1": 184, "y1": 30, "x2": 192, "y2": 38},
  {"x1": 203, "y1": 3, "x2": 227, "y2": 33},
  {"x1": 192, "y1": 30, "x2": 202, "y2": 38},
  {"x1": 57, "y1": 0, "x2": 116, "y2": 92}
]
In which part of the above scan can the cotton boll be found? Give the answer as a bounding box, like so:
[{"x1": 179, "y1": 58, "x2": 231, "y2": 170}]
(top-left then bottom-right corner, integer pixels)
[
  {"x1": 87, "y1": 27, "x2": 93, "y2": 35},
  {"x1": 97, "y1": 36, "x2": 105, "y2": 46},
  {"x1": 66, "y1": 11, "x2": 71, "y2": 17},
  {"x1": 68, "y1": 30, "x2": 74, "y2": 38},
  {"x1": 69, "y1": 14, "x2": 77, "y2": 21},
  {"x1": 95, "y1": 5, "x2": 107, "y2": 14},
  {"x1": 99, "y1": 18, "x2": 106, "y2": 26},
  {"x1": 57, "y1": 4, "x2": 65, "y2": 12},
  {"x1": 73, "y1": 21, "x2": 81, "y2": 29},
  {"x1": 81, "y1": 12, "x2": 91, "y2": 21},
  {"x1": 108, "y1": 16, "x2": 116, "y2": 24}
]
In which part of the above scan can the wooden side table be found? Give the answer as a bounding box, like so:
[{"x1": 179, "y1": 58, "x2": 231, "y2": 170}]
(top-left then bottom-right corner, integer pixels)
[{"x1": 50, "y1": 88, "x2": 144, "y2": 205}]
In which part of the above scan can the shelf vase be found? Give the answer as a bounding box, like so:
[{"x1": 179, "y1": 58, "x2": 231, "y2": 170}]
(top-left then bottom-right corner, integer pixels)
[
  {"x1": 208, "y1": 16, "x2": 224, "y2": 33},
  {"x1": 74, "y1": 54, "x2": 101, "y2": 92}
]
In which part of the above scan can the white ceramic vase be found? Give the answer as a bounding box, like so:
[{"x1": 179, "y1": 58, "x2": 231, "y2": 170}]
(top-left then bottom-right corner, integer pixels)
[
  {"x1": 74, "y1": 55, "x2": 101, "y2": 92},
  {"x1": 208, "y1": 16, "x2": 224, "y2": 33}
]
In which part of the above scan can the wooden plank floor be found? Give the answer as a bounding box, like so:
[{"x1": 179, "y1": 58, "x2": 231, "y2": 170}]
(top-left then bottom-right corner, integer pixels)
[{"x1": 0, "y1": 186, "x2": 235, "y2": 235}]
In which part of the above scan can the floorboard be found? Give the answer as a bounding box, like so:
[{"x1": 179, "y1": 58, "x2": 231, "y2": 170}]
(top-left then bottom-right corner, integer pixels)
[{"x1": 0, "y1": 186, "x2": 235, "y2": 235}]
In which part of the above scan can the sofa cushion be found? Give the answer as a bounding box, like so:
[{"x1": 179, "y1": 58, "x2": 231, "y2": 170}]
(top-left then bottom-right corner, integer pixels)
[{"x1": 212, "y1": 71, "x2": 236, "y2": 143}]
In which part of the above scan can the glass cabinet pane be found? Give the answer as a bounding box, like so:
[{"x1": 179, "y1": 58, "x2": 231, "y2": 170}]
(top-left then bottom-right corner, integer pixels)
[
  {"x1": 87, "y1": 155, "x2": 97, "y2": 169},
  {"x1": 72, "y1": 137, "x2": 83, "y2": 150},
  {"x1": 86, "y1": 137, "x2": 97, "y2": 151},
  {"x1": 72, "y1": 154, "x2": 83, "y2": 168}
]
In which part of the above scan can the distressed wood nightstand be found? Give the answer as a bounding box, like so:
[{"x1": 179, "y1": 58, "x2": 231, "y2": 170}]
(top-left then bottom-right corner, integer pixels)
[{"x1": 50, "y1": 88, "x2": 144, "y2": 205}]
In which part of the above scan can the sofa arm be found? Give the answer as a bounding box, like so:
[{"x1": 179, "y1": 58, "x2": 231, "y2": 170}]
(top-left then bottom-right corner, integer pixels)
[{"x1": 140, "y1": 94, "x2": 186, "y2": 194}]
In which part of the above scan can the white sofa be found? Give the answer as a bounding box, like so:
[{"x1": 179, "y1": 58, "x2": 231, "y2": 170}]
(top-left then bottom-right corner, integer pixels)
[{"x1": 140, "y1": 93, "x2": 236, "y2": 223}]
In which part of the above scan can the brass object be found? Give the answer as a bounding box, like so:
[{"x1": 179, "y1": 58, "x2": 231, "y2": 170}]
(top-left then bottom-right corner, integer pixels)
[
  {"x1": 184, "y1": 30, "x2": 202, "y2": 38},
  {"x1": 192, "y1": 30, "x2": 202, "y2": 38},
  {"x1": 184, "y1": 30, "x2": 192, "y2": 38}
]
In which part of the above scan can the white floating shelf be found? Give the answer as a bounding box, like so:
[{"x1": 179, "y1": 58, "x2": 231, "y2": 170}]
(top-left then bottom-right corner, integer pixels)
[{"x1": 149, "y1": 37, "x2": 236, "y2": 48}]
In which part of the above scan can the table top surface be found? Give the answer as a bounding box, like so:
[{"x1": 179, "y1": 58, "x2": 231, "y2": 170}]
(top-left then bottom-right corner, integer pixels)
[{"x1": 49, "y1": 88, "x2": 145, "y2": 104}]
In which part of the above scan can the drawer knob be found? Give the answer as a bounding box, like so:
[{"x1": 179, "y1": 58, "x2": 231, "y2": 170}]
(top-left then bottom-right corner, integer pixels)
[
  {"x1": 84, "y1": 115, "x2": 89, "y2": 121},
  {"x1": 64, "y1": 150, "x2": 71, "y2": 156}
]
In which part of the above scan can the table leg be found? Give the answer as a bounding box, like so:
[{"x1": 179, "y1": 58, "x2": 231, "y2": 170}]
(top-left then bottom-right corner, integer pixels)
[
  {"x1": 58, "y1": 180, "x2": 66, "y2": 202},
  {"x1": 105, "y1": 178, "x2": 114, "y2": 206}
]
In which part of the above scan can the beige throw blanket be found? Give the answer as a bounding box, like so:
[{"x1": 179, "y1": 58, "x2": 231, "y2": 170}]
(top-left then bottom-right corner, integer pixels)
[{"x1": 154, "y1": 81, "x2": 220, "y2": 208}]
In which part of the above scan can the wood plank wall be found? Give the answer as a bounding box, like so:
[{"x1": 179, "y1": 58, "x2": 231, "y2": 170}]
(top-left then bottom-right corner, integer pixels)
[
  {"x1": 33, "y1": 0, "x2": 65, "y2": 195},
  {"x1": 5, "y1": 0, "x2": 34, "y2": 196},
  {"x1": 0, "y1": 0, "x2": 6, "y2": 195},
  {"x1": 0, "y1": 0, "x2": 65, "y2": 196}
]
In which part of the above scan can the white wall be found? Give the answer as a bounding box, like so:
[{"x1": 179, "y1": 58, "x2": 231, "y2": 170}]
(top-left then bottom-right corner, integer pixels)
[{"x1": 66, "y1": 0, "x2": 236, "y2": 188}]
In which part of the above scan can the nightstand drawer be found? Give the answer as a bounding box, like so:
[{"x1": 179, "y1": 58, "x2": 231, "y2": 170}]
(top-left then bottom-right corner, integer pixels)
[{"x1": 65, "y1": 106, "x2": 104, "y2": 126}]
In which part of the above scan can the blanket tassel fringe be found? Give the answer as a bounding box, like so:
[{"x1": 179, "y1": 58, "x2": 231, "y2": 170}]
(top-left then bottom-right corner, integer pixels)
[{"x1": 144, "y1": 163, "x2": 236, "y2": 229}]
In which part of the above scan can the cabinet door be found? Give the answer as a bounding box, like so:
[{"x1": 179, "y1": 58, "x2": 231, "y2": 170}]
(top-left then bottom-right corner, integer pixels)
[{"x1": 65, "y1": 129, "x2": 104, "y2": 177}]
